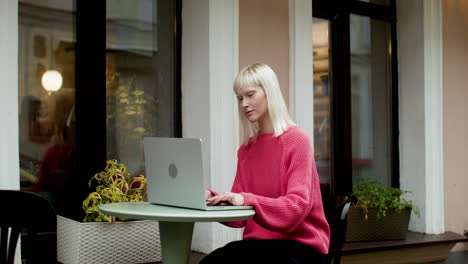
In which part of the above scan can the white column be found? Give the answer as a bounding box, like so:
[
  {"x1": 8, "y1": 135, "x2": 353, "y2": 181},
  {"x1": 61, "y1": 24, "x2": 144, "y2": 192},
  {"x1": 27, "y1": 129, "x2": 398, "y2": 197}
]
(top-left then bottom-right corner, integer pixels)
[
  {"x1": 397, "y1": 0, "x2": 444, "y2": 234},
  {"x1": 208, "y1": 0, "x2": 242, "y2": 250},
  {"x1": 0, "y1": 0, "x2": 20, "y2": 191},
  {"x1": 182, "y1": 0, "x2": 241, "y2": 253},
  {"x1": 422, "y1": 0, "x2": 444, "y2": 234},
  {"x1": 289, "y1": 0, "x2": 314, "y2": 142}
]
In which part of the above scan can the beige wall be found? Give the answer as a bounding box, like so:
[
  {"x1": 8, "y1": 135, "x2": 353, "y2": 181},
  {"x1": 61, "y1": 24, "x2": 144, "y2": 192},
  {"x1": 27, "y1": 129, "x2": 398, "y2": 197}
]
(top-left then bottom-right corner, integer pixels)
[
  {"x1": 442, "y1": 0, "x2": 468, "y2": 251},
  {"x1": 239, "y1": 0, "x2": 290, "y2": 105}
]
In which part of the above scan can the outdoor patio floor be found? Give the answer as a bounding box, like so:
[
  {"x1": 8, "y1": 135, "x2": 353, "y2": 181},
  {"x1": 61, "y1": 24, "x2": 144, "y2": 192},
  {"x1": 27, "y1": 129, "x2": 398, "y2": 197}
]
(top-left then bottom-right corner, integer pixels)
[
  {"x1": 425, "y1": 250, "x2": 468, "y2": 264},
  {"x1": 186, "y1": 250, "x2": 468, "y2": 264}
]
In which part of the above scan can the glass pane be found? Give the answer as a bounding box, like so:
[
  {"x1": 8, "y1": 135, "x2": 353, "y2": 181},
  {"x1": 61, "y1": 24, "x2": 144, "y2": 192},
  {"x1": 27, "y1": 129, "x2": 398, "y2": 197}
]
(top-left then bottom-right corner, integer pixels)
[
  {"x1": 355, "y1": 0, "x2": 390, "y2": 6},
  {"x1": 18, "y1": 0, "x2": 76, "y2": 215},
  {"x1": 106, "y1": 0, "x2": 177, "y2": 175},
  {"x1": 350, "y1": 15, "x2": 392, "y2": 187},
  {"x1": 312, "y1": 18, "x2": 332, "y2": 185}
]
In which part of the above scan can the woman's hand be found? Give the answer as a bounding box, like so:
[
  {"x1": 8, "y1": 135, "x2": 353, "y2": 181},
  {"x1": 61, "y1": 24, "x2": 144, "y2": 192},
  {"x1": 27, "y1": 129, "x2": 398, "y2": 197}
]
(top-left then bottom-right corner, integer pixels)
[
  {"x1": 205, "y1": 189, "x2": 215, "y2": 200},
  {"x1": 206, "y1": 192, "x2": 245, "y2": 206}
]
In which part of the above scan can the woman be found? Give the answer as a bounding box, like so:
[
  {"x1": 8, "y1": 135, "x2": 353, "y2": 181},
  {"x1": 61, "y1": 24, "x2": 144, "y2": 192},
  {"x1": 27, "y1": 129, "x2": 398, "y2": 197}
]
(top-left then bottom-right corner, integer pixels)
[{"x1": 201, "y1": 63, "x2": 330, "y2": 263}]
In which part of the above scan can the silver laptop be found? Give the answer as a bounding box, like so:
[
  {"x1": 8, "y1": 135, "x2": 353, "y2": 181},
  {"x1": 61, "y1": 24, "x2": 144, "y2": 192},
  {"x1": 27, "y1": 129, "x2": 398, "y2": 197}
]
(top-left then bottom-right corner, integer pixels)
[{"x1": 143, "y1": 137, "x2": 253, "y2": 211}]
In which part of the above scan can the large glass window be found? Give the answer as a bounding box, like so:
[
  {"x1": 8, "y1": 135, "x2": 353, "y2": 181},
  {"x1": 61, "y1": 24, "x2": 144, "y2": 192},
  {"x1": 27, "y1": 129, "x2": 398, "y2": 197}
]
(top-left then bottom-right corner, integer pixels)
[
  {"x1": 18, "y1": 0, "x2": 76, "y2": 215},
  {"x1": 312, "y1": 18, "x2": 332, "y2": 185},
  {"x1": 313, "y1": 0, "x2": 398, "y2": 195},
  {"x1": 106, "y1": 0, "x2": 179, "y2": 175},
  {"x1": 18, "y1": 0, "x2": 181, "y2": 216},
  {"x1": 350, "y1": 15, "x2": 393, "y2": 186}
]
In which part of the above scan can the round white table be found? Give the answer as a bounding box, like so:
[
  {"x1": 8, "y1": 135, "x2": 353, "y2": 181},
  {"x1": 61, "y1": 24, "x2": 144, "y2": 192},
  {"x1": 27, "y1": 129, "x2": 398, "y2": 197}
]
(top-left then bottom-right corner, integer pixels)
[{"x1": 99, "y1": 202, "x2": 255, "y2": 264}]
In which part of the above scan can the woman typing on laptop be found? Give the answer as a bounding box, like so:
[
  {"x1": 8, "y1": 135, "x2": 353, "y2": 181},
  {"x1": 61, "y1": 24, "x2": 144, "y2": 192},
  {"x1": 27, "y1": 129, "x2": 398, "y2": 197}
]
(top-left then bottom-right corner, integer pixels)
[{"x1": 201, "y1": 63, "x2": 330, "y2": 264}]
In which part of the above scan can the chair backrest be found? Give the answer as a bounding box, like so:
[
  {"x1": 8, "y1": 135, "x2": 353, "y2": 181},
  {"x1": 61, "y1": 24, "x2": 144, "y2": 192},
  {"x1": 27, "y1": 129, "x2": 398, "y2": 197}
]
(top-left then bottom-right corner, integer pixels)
[
  {"x1": 320, "y1": 184, "x2": 350, "y2": 264},
  {"x1": 332, "y1": 201, "x2": 350, "y2": 264},
  {"x1": 0, "y1": 190, "x2": 56, "y2": 264}
]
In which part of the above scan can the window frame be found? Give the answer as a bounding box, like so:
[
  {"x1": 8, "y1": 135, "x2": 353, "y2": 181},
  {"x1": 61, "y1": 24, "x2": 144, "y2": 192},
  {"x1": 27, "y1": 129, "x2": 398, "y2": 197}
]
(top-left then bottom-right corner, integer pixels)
[
  {"x1": 312, "y1": 0, "x2": 399, "y2": 196},
  {"x1": 74, "y1": 0, "x2": 182, "y2": 218}
]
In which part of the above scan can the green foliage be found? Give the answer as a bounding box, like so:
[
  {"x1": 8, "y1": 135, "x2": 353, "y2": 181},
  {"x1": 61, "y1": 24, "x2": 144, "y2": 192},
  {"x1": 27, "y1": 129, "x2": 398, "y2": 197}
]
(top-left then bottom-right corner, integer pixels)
[
  {"x1": 82, "y1": 159, "x2": 147, "y2": 223},
  {"x1": 351, "y1": 179, "x2": 420, "y2": 220}
]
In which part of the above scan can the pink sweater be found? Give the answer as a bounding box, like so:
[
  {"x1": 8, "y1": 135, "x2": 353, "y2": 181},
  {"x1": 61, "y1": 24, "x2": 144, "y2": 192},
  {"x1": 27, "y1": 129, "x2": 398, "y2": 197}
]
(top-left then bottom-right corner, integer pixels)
[{"x1": 224, "y1": 126, "x2": 330, "y2": 254}]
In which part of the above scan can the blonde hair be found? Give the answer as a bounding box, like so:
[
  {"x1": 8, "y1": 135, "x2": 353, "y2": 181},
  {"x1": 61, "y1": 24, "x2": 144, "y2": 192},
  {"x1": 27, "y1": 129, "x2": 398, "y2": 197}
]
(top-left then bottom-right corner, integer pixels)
[{"x1": 234, "y1": 63, "x2": 295, "y2": 143}]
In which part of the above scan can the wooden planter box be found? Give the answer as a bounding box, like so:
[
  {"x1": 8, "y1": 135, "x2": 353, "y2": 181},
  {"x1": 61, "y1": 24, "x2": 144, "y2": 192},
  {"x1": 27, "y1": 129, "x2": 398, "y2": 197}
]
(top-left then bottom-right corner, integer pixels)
[
  {"x1": 345, "y1": 206, "x2": 412, "y2": 242},
  {"x1": 57, "y1": 215, "x2": 162, "y2": 264}
]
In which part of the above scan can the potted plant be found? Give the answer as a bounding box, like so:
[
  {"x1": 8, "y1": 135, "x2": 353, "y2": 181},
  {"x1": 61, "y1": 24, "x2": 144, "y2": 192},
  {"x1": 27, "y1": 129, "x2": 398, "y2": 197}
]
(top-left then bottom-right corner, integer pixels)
[
  {"x1": 82, "y1": 159, "x2": 146, "y2": 222},
  {"x1": 345, "y1": 179, "x2": 420, "y2": 242},
  {"x1": 57, "y1": 160, "x2": 161, "y2": 264}
]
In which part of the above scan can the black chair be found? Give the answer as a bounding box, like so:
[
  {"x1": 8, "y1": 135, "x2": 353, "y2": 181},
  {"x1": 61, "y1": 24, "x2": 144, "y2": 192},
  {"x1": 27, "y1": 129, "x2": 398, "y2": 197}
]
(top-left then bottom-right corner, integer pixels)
[
  {"x1": 0, "y1": 190, "x2": 56, "y2": 264},
  {"x1": 321, "y1": 184, "x2": 351, "y2": 264},
  {"x1": 331, "y1": 201, "x2": 350, "y2": 264}
]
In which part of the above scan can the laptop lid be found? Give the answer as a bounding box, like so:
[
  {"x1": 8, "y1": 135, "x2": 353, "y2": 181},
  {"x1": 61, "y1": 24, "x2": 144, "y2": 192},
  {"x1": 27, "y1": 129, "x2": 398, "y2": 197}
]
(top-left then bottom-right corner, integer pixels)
[{"x1": 143, "y1": 137, "x2": 207, "y2": 210}]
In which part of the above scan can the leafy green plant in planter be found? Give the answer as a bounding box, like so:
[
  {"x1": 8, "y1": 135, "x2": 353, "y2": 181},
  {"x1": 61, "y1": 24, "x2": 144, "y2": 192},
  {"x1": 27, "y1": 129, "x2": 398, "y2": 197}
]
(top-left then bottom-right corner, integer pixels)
[
  {"x1": 351, "y1": 179, "x2": 420, "y2": 220},
  {"x1": 345, "y1": 179, "x2": 420, "y2": 242},
  {"x1": 82, "y1": 159, "x2": 147, "y2": 223}
]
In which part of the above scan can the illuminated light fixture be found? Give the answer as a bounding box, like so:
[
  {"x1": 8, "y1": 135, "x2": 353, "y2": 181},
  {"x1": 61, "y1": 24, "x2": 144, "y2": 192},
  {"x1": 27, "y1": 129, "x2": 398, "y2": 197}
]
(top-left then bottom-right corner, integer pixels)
[{"x1": 41, "y1": 70, "x2": 63, "y2": 94}]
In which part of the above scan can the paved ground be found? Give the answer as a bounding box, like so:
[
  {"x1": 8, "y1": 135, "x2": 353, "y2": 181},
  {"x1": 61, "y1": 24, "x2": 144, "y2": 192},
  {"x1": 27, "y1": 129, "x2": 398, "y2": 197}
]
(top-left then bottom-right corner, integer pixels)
[
  {"x1": 189, "y1": 250, "x2": 468, "y2": 264},
  {"x1": 425, "y1": 250, "x2": 468, "y2": 264}
]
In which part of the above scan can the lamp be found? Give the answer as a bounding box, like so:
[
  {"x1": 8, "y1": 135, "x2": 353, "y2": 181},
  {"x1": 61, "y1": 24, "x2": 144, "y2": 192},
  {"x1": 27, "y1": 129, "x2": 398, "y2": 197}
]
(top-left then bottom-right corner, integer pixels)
[{"x1": 41, "y1": 70, "x2": 63, "y2": 94}]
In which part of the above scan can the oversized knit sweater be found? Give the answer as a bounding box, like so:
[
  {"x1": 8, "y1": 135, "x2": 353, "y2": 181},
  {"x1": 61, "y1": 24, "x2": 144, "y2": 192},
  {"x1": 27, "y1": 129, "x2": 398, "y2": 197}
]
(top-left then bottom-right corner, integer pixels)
[{"x1": 224, "y1": 126, "x2": 330, "y2": 254}]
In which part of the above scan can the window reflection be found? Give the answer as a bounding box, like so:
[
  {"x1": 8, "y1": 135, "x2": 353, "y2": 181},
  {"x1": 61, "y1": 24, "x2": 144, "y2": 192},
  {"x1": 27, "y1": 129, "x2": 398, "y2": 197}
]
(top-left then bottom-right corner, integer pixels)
[
  {"x1": 106, "y1": 0, "x2": 177, "y2": 175},
  {"x1": 31, "y1": 91, "x2": 75, "y2": 192},
  {"x1": 350, "y1": 15, "x2": 392, "y2": 186},
  {"x1": 18, "y1": 0, "x2": 76, "y2": 215},
  {"x1": 312, "y1": 18, "x2": 332, "y2": 184}
]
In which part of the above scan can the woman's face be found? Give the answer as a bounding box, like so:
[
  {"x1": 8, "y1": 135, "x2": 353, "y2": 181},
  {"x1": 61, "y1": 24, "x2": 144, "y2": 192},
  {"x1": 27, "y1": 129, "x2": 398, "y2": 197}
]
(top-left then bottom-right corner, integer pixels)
[{"x1": 236, "y1": 85, "x2": 269, "y2": 124}]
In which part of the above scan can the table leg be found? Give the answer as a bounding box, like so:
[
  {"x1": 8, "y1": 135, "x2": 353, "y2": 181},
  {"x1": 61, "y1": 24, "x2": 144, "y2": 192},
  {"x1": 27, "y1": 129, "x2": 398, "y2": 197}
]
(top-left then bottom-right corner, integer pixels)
[{"x1": 159, "y1": 221, "x2": 195, "y2": 264}]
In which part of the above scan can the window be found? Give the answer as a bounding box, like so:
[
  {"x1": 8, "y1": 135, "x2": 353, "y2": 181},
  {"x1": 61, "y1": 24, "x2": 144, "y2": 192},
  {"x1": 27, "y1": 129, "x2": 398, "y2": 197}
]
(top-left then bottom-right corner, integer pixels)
[
  {"x1": 350, "y1": 15, "x2": 393, "y2": 187},
  {"x1": 313, "y1": 0, "x2": 398, "y2": 195},
  {"x1": 18, "y1": 0, "x2": 76, "y2": 216},
  {"x1": 312, "y1": 18, "x2": 332, "y2": 185},
  {"x1": 105, "y1": 0, "x2": 180, "y2": 175},
  {"x1": 18, "y1": 0, "x2": 181, "y2": 218}
]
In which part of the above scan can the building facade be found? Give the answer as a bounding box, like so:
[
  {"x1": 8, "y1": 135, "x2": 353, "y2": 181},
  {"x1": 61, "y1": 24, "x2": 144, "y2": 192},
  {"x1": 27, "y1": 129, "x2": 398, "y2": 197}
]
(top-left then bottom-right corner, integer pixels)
[{"x1": 0, "y1": 0, "x2": 467, "y2": 256}]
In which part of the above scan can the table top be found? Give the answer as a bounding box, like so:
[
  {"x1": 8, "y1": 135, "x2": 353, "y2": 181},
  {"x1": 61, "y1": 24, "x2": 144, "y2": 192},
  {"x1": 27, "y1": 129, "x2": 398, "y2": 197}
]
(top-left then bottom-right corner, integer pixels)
[{"x1": 99, "y1": 202, "x2": 255, "y2": 222}]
